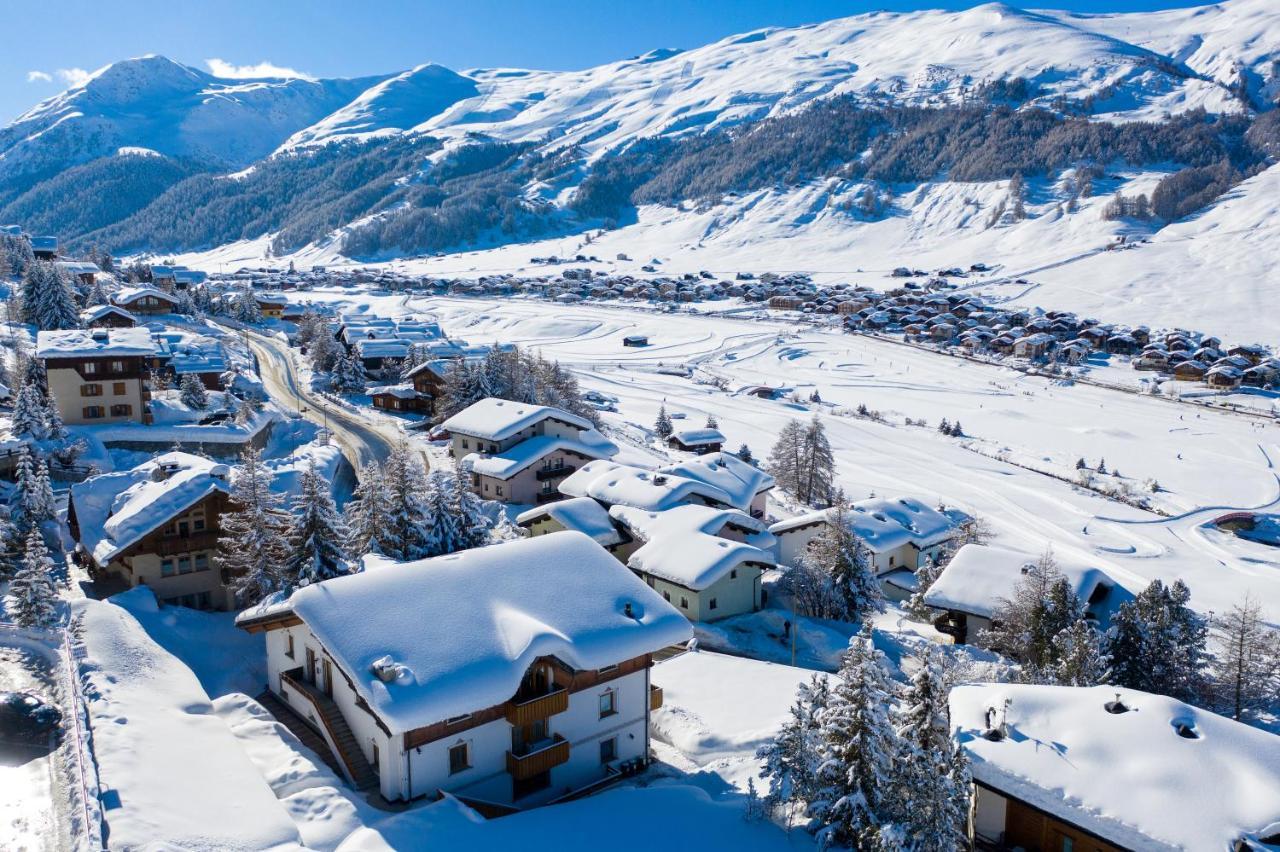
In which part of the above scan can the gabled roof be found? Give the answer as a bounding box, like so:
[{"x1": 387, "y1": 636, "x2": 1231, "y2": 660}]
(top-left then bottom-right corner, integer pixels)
[
  {"x1": 442, "y1": 397, "x2": 594, "y2": 442},
  {"x1": 560, "y1": 460, "x2": 735, "y2": 512},
  {"x1": 236, "y1": 532, "x2": 690, "y2": 732},
  {"x1": 658, "y1": 452, "x2": 774, "y2": 513},
  {"x1": 71, "y1": 452, "x2": 231, "y2": 565},
  {"x1": 113, "y1": 286, "x2": 179, "y2": 307},
  {"x1": 952, "y1": 683, "x2": 1280, "y2": 852},
  {"x1": 80, "y1": 304, "x2": 137, "y2": 324},
  {"x1": 464, "y1": 429, "x2": 618, "y2": 480},
  {"x1": 36, "y1": 327, "x2": 156, "y2": 359},
  {"x1": 611, "y1": 504, "x2": 775, "y2": 591},
  {"x1": 923, "y1": 543, "x2": 1120, "y2": 620},
  {"x1": 771, "y1": 496, "x2": 961, "y2": 555},
  {"x1": 516, "y1": 496, "x2": 624, "y2": 547}
]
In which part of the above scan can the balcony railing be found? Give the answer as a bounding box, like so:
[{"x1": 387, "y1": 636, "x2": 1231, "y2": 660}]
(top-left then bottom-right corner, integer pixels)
[
  {"x1": 154, "y1": 531, "x2": 220, "y2": 556},
  {"x1": 506, "y1": 734, "x2": 569, "y2": 780},
  {"x1": 535, "y1": 490, "x2": 563, "y2": 504},
  {"x1": 535, "y1": 464, "x2": 576, "y2": 481},
  {"x1": 649, "y1": 684, "x2": 664, "y2": 712},
  {"x1": 505, "y1": 685, "x2": 568, "y2": 726}
]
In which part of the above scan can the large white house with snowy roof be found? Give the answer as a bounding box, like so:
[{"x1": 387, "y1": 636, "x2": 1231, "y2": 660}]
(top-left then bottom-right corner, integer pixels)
[
  {"x1": 442, "y1": 398, "x2": 619, "y2": 504},
  {"x1": 37, "y1": 326, "x2": 157, "y2": 425},
  {"x1": 559, "y1": 459, "x2": 740, "y2": 513},
  {"x1": 68, "y1": 452, "x2": 235, "y2": 609},
  {"x1": 952, "y1": 683, "x2": 1280, "y2": 852},
  {"x1": 657, "y1": 451, "x2": 775, "y2": 518},
  {"x1": 235, "y1": 532, "x2": 690, "y2": 807},
  {"x1": 770, "y1": 496, "x2": 963, "y2": 593}
]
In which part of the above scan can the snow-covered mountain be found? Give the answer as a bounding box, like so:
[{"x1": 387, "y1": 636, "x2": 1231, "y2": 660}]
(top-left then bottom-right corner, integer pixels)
[{"x1": 0, "y1": 55, "x2": 382, "y2": 185}]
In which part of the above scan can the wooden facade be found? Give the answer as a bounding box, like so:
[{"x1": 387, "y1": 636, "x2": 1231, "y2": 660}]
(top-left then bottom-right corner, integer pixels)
[{"x1": 975, "y1": 781, "x2": 1125, "y2": 852}]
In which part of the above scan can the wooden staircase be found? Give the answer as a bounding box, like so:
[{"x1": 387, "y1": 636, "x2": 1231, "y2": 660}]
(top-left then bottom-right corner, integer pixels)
[{"x1": 279, "y1": 670, "x2": 380, "y2": 792}]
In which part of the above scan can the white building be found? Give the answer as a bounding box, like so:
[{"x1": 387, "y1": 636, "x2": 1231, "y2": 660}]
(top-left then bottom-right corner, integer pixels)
[
  {"x1": 559, "y1": 459, "x2": 739, "y2": 512},
  {"x1": 658, "y1": 452, "x2": 775, "y2": 519},
  {"x1": 770, "y1": 496, "x2": 962, "y2": 594},
  {"x1": 36, "y1": 327, "x2": 157, "y2": 425},
  {"x1": 951, "y1": 683, "x2": 1280, "y2": 851},
  {"x1": 443, "y1": 398, "x2": 619, "y2": 504},
  {"x1": 236, "y1": 532, "x2": 690, "y2": 807},
  {"x1": 923, "y1": 543, "x2": 1122, "y2": 644}
]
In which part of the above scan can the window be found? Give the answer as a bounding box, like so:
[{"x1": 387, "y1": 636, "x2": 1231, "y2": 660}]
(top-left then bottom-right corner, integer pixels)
[
  {"x1": 599, "y1": 737, "x2": 617, "y2": 764},
  {"x1": 112, "y1": 382, "x2": 126, "y2": 395},
  {"x1": 177, "y1": 556, "x2": 192, "y2": 575},
  {"x1": 709, "y1": 598, "x2": 718, "y2": 611},
  {"x1": 285, "y1": 633, "x2": 295, "y2": 659},
  {"x1": 194, "y1": 553, "x2": 209, "y2": 572},
  {"x1": 110, "y1": 360, "x2": 125, "y2": 373},
  {"x1": 679, "y1": 596, "x2": 689, "y2": 610},
  {"x1": 495, "y1": 485, "x2": 504, "y2": 497},
  {"x1": 82, "y1": 362, "x2": 99, "y2": 375},
  {"x1": 730, "y1": 569, "x2": 738, "y2": 580},
  {"x1": 889, "y1": 555, "x2": 895, "y2": 567},
  {"x1": 483, "y1": 483, "x2": 489, "y2": 492},
  {"x1": 80, "y1": 384, "x2": 103, "y2": 397},
  {"x1": 193, "y1": 516, "x2": 206, "y2": 532},
  {"x1": 598, "y1": 690, "x2": 616, "y2": 719},
  {"x1": 662, "y1": 591, "x2": 670, "y2": 602},
  {"x1": 110, "y1": 404, "x2": 132, "y2": 417},
  {"x1": 461, "y1": 439, "x2": 470, "y2": 450},
  {"x1": 160, "y1": 558, "x2": 175, "y2": 577},
  {"x1": 83, "y1": 406, "x2": 104, "y2": 419},
  {"x1": 371, "y1": 742, "x2": 380, "y2": 776},
  {"x1": 448, "y1": 742, "x2": 470, "y2": 775}
]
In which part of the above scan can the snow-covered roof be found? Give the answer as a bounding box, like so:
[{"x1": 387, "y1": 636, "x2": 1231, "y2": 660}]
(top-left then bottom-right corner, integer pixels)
[
  {"x1": 924, "y1": 543, "x2": 1119, "y2": 620},
  {"x1": 240, "y1": 532, "x2": 691, "y2": 731},
  {"x1": 353, "y1": 338, "x2": 412, "y2": 359},
  {"x1": 71, "y1": 452, "x2": 232, "y2": 564},
  {"x1": 80, "y1": 304, "x2": 136, "y2": 324},
  {"x1": 560, "y1": 460, "x2": 735, "y2": 511},
  {"x1": 56, "y1": 260, "x2": 100, "y2": 275},
  {"x1": 669, "y1": 426, "x2": 726, "y2": 447},
  {"x1": 516, "y1": 496, "x2": 624, "y2": 546},
  {"x1": 952, "y1": 683, "x2": 1280, "y2": 851},
  {"x1": 113, "y1": 285, "x2": 179, "y2": 306},
  {"x1": 30, "y1": 235, "x2": 57, "y2": 252},
  {"x1": 441, "y1": 397, "x2": 594, "y2": 442},
  {"x1": 611, "y1": 504, "x2": 775, "y2": 591},
  {"x1": 464, "y1": 429, "x2": 619, "y2": 480},
  {"x1": 36, "y1": 326, "x2": 156, "y2": 359},
  {"x1": 172, "y1": 269, "x2": 206, "y2": 284},
  {"x1": 368, "y1": 383, "x2": 419, "y2": 400},
  {"x1": 658, "y1": 452, "x2": 774, "y2": 512},
  {"x1": 770, "y1": 495, "x2": 960, "y2": 554}
]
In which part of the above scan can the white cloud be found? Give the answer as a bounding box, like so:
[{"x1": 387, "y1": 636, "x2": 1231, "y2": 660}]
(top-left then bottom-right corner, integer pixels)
[
  {"x1": 56, "y1": 68, "x2": 92, "y2": 87},
  {"x1": 205, "y1": 58, "x2": 313, "y2": 81},
  {"x1": 26, "y1": 70, "x2": 53, "y2": 83}
]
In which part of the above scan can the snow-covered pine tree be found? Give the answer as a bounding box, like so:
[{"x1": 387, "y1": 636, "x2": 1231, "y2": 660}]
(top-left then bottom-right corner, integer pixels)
[
  {"x1": 179, "y1": 373, "x2": 209, "y2": 410},
  {"x1": 654, "y1": 404, "x2": 673, "y2": 439},
  {"x1": 757, "y1": 673, "x2": 830, "y2": 825},
  {"x1": 1105, "y1": 578, "x2": 1209, "y2": 703},
  {"x1": 21, "y1": 262, "x2": 80, "y2": 331},
  {"x1": 285, "y1": 462, "x2": 349, "y2": 588},
  {"x1": 737, "y1": 443, "x2": 754, "y2": 465},
  {"x1": 1210, "y1": 593, "x2": 1280, "y2": 721},
  {"x1": 10, "y1": 381, "x2": 50, "y2": 441},
  {"x1": 380, "y1": 441, "x2": 431, "y2": 560},
  {"x1": 14, "y1": 449, "x2": 56, "y2": 533},
  {"x1": 344, "y1": 461, "x2": 391, "y2": 557},
  {"x1": 802, "y1": 495, "x2": 883, "y2": 622},
  {"x1": 220, "y1": 447, "x2": 292, "y2": 605},
  {"x1": 905, "y1": 554, "x2": 943, "y2": 622},
  {"x1": 892, "y1": 647, "x2": 971, "y2": 852},
  {"x1": 85, "y1": 279, "x2": 108, "y2": 307},
  {"x1": 331, "y1": 346, "x2": 367, "y2": 393},
  {"x1": 306, "y1": 330, "x2": 340, "y2": 373},
  {"x1": 705, "y1": 413, "x2": 718, "y2": 429},
  {"x1": 0, "y1": 506, "x2": 22, "y2": 580},
  {"x1": 980, "y1": 548, "x2": 1081, "y2": 671},
  {"x1": 811, "y1": 626, "x2": 900, "y2": 848},
  {"x1": 232, "y1": 284, "x2": 262, "y2": 324},
  {"x1": 1051, "y1": 619, "x2": 1110, "y2": 687},
  {"x1": 8, "y1": 529, "x2": 59, "y2": 628}
]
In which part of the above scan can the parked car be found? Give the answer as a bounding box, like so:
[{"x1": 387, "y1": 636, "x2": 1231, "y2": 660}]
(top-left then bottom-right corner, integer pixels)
[{"x1": 0, "y1": 692, "x2": 61, "y2": 746}]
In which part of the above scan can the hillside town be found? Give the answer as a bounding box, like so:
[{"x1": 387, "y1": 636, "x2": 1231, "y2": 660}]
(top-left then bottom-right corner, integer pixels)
[{"x1": 0, "y1": 219, "x2": 1277, "y2": 852}]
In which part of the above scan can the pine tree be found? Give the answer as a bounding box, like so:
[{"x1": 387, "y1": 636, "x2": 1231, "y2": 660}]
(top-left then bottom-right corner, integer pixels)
[
  {"x1": 85, "y1": 279, "x2": 108, "y2": 307},
  {"x1": 980, "y1": 549, "x2": 1082, "y2": 671},
  {"x1": 705, "y1": 412, "x2": 718, "y2": 429},
  {"x1": 10, "y1": 381, "x2": 50, "y2": 440},
  {"x1": 736, "y1": 443, "x2": 754, "y2": 465},
  {"x1": 0, "y1": 507, "x2": 21, "y2": 580},
  {"x1": 1052, "y1": 619, "x2": 1110, "y2": 687},
  {"x1": 938, "y1": 418, "x2": 951, "y2": 435},
  {"x1": 380, "y1": 441, "x2": 431, "y2": 560},
  {"x1": 285, "y1": 462, "x2": 349, "y2": 588},
  {"x1": 906, "y1": 554, "x2": 944, "y2": 621},
  {"x1": 797, "y1": 415, "x2": 836, "y2": 506},
  {"x1": 307, "y1": 331, "x2": 340, "y2": 373},
  {"x1": 767, "y1": 419, "x2": 807, "y2": 500},
  {"x1": 1105, "y1": 579, "x2": 1209, "y2": 703},
  {"x1": 344, "y1": 461, "x2": 391, "y2": 557},
  {"x1": 803, "y1": 495, "x2": 883, "y2": 622},
  {"x1": 14, "y1": 449, "x2": 55, "y2": 533},
  {"x1": 21, "y1": 262, "x2": 80, "y2": 331},
  {"x1": 1097, "y1": 458, "x2": 1108, "y2": 475},
  {"x1": 757, "y1": 673, "x2": 831, "y2": 824},
  {"x1": 654, "y1": 404, "x2": 673, "y2": 439},
  {"x1": 8, "y1": 529, "x2": 59, "y2": 628},
  {"x1": 179, "y1": 374, "x2": 209, "y2": 410},
  {"x1": 220, "y1": 447, "x2": 292, "y2": 605},
  {"x1": 331, "y1": 346, "x2": 367, "y2": 393},
  {"x1": 232, "y1": 284, "x2": 262, "y2": 323},
  {"x1": 1209, "y1": 593, "x2": 1280, "y2": 721},
  {"x1": 893, "y1": 647, "x2": 971, "y2": 851},
  {"x1": 950, "y1": 420, "x2": 964, "y2": 437},
  {"x1": 812, "y1": 626, "x2": 900, "y2": 849}
]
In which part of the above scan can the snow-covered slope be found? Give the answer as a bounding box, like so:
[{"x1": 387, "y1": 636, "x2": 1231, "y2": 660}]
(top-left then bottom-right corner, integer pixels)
[
  {"x1": 0, "y1": 55, "x2": 382, "y2": 183},
  {"x1": 281, "y1": 2, "x2": 1245, "y2": 157}
]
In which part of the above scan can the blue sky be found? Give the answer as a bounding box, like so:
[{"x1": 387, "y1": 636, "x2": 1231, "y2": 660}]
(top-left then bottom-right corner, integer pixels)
[{"x1": 8, "y1": 0, "x2": 1208, "y2": 121}]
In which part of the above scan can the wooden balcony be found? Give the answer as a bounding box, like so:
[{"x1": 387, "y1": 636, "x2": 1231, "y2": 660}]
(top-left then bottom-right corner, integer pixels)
[
  {"x1": 649, "y1": 684, "x2": 664, "y2": 712},
  {"x1": 154, "y1": 531, "x2": 220, "y2": 556},
  {"x1": 505, "y1": 686, "x2": 568, "y2": 726},
  {"x1": 506, "y1": 734, "x2": 569, "y2": 780},
  {"x1": 534, "y1": 490, "x2": 563, "y2": 504},
  {"x1": 535, "y1": 463, "x2": 576, "y2": 481}
]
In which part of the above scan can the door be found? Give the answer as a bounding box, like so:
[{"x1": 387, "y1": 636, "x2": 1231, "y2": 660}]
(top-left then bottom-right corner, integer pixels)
[
  {"x1": 305, "y1": 648, "x2": 316, "y2": 683},
  {"x1": 322, "y1": 659, "x2": 333, "y2": 698}
]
